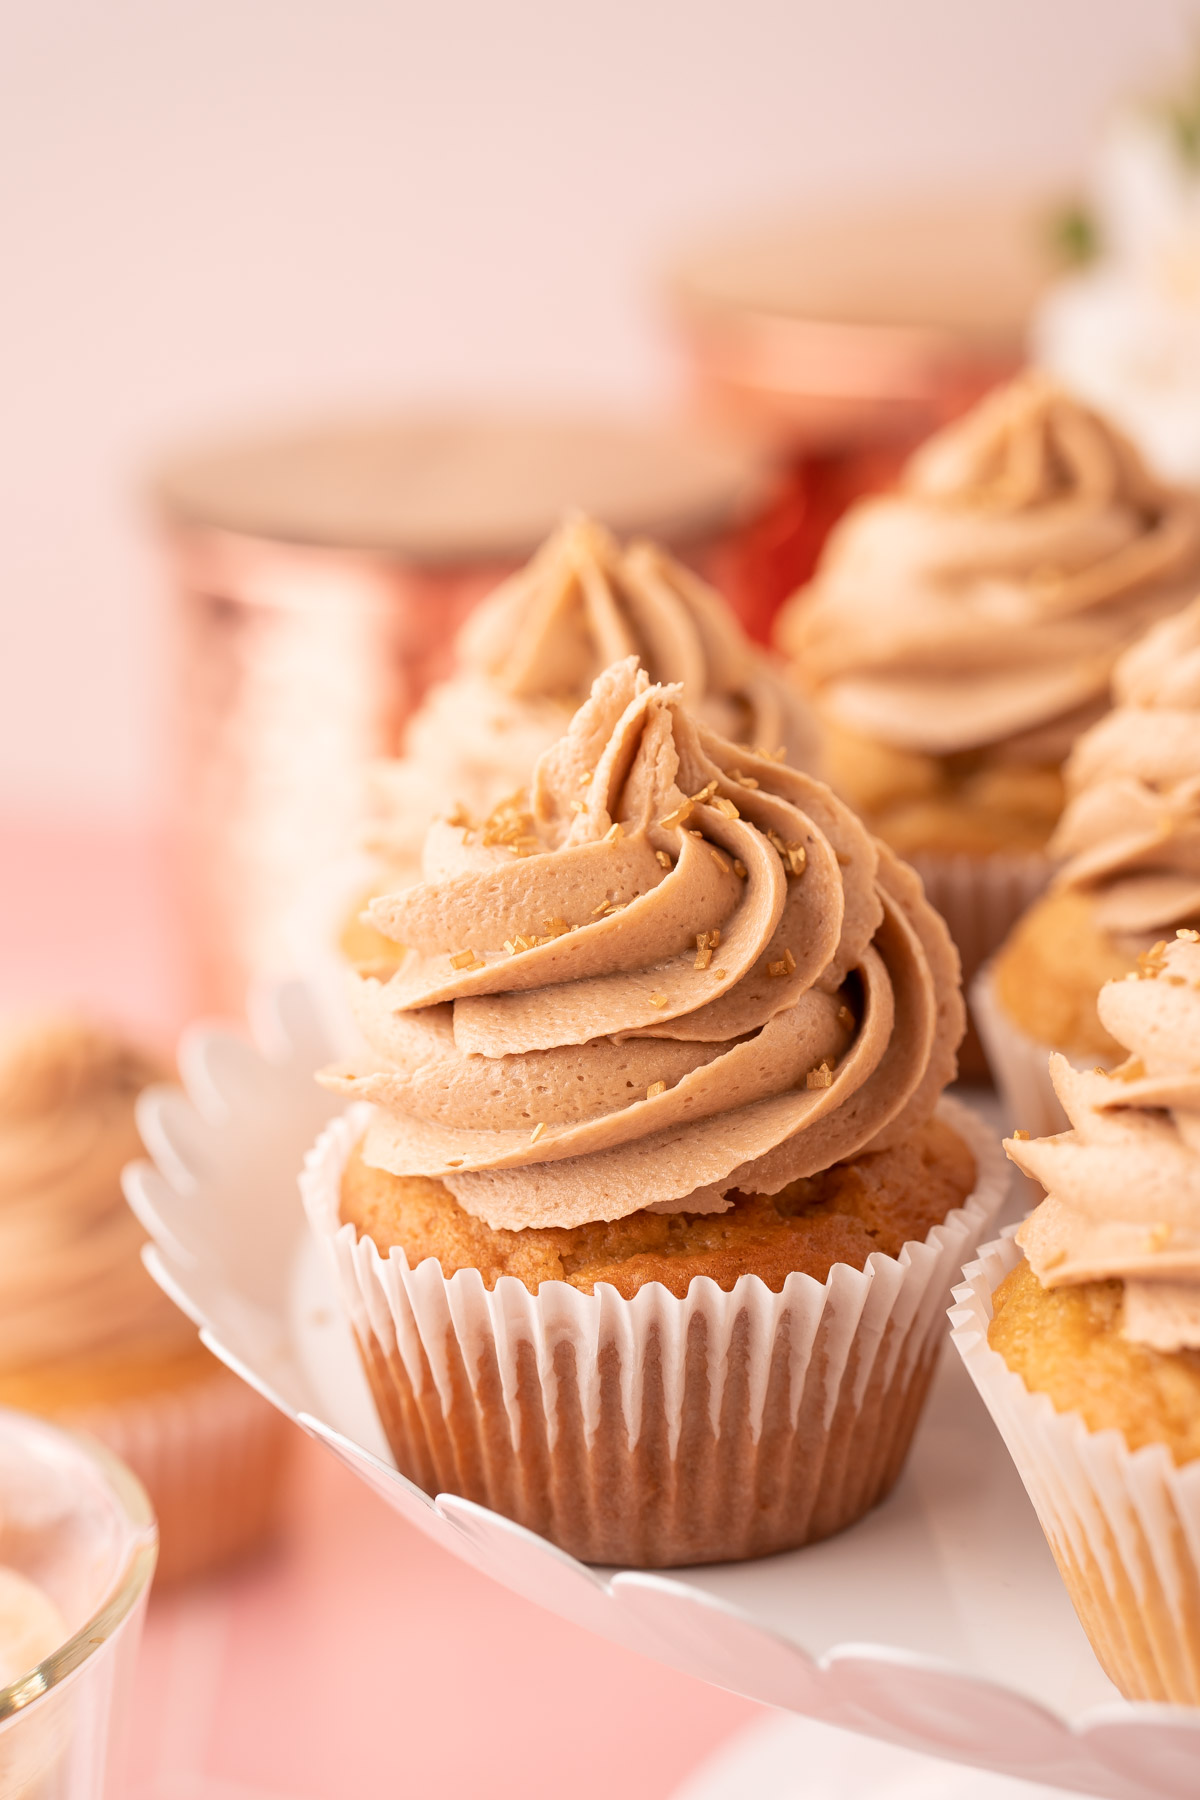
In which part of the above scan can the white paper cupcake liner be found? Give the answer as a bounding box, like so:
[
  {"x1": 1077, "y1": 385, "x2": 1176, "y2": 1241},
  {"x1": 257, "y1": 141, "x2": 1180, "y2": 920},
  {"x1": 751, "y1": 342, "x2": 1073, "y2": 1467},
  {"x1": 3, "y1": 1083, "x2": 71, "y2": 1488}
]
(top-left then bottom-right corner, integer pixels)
[
  {"x1": 908, "y1": 850, "x2": 1051, "y2": 1077},
  {"x1": 302, "y1": 1096, "x2": 1008, "y2": 1568},
  {"x1": 970, "y1": 963, "x2": 1086, "y2": 1142},
  {"x1": 62, "y1": 1365, "x2": 293, "y2": 1585},
  {"x1": 950, "y1": 1231, "x2": 1200, "y2": 1704}
]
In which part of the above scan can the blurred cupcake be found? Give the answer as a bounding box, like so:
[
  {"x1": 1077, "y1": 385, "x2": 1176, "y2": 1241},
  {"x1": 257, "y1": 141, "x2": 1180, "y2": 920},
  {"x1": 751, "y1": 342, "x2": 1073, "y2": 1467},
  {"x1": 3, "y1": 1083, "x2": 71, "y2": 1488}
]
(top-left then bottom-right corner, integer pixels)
[
  {"x1": 775, "y1": 373, "x2": 1200, "y2": 1001},
  {"x1": 343, "y1": 515, "x2": 817, "y2": 975},
  {"x1": 953, "y1": 934, "x2": 1200, "y2": 1703},
  {"x1": 0, "y1": 1017, "x2": 291, "y2": 1584},
  {"x1": 1036, "y1": 61, "x2": 1200, "y2": 488},
  {"x1": 978, "y1": 596, "x2": 1200, "y2": 1134},
  {"x1": 304, "y1": 656, "x2": 1005, "y2": 1567}
]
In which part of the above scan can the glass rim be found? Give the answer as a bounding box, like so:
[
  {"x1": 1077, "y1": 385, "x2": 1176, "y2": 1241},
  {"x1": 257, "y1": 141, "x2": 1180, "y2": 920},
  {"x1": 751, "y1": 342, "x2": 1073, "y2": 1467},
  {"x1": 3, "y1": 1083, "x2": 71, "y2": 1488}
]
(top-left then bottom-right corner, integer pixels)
[{"x1": 0, "y1": 1412, "x2": 158, "y2": 1723}]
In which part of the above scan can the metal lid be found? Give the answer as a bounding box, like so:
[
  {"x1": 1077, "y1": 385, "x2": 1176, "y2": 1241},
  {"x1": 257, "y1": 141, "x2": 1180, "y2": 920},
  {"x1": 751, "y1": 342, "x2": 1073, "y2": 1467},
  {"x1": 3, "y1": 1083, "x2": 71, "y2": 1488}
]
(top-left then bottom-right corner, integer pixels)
[
  {"x1": 670, "y1": 192, "x2": 1054, "y2": 346},
  {"x1": 153, "y1": 413, "x2": 774, "y2": 562}
]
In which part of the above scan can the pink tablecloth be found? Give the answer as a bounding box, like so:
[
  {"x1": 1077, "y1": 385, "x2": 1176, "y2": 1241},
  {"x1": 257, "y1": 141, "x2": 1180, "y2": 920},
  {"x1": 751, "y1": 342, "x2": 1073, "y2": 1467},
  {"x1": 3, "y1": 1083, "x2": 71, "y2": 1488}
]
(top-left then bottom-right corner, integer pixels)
[{"x1": 0, "y1": 816, "x2": 759, "y2": 1799}]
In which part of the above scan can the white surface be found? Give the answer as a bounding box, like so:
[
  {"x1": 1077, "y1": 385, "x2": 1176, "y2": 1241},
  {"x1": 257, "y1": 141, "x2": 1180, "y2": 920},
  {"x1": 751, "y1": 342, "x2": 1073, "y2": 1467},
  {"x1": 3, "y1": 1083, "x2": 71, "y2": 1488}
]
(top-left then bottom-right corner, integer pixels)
[
  {"x1": 1, "y1": 1, "x2": 1196, "y2": 827},
  {"x1": 670, "y1": 1712, "x2": 1098, "y2": 1800},
  {"x1": 124, "y1": 979, "x2": 1200, "y2": 1800}
]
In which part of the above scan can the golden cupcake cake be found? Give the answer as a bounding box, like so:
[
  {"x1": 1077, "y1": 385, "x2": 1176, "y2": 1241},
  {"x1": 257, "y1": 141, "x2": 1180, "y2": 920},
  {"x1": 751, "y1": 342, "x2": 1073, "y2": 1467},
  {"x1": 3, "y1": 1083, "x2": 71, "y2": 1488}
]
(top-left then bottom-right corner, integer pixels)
[
  {"x1": 304, "y1": 657, "x2": 1006, "y2": 1568},
  {"x1": 979, "y1": 595, "x2": 1200, "y2": 1132},
  {"x1": 0, "y1": 1016, "x2": 292, "y2": 1584},
  {"x1": 953, "y1": 933, "x2": 1200, "y2": 1703},
  {"x1": 343, "y1": 516, "x2": 816, "y2": 972},
  {"x1": 775, "y1": 372, "x2": 1200, "y2": 1000}
]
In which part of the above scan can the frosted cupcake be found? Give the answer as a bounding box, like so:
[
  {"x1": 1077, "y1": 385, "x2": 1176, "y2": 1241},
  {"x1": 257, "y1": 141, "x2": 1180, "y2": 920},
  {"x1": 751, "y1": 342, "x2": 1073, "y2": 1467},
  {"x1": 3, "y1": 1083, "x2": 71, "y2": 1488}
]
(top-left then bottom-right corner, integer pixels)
[
  {"x1": 953, "y1": 934, "x2": 1200, "y2": 1703},
  {"x1": 775, "y1": 373, "x2": 1200, "y2": 996},
  {"x1": 0, "y1": 1017, "x2": 291, "y2": 1583},
  {"x1": 304, "y1": 657, "x2": 1006, "y2": 1567},
  {"x1": 978, "y1": 596, "x2": 1200, "y2": 1133},
  {"x1": 1036, "y1": 66, "x2": 1200, "y2": 487},
  {"x1": 343, "y1": 516, "x2": 817, "y2": 974}
]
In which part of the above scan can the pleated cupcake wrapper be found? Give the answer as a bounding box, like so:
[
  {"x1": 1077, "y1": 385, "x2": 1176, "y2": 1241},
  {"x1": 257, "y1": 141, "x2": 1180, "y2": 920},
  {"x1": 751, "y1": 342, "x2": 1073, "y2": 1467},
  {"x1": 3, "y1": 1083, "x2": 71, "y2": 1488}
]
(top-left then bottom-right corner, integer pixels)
[
  {"x1": 950, "y1": 1231, "x2": 1200, "y2": 1704},
  {"x1": 61, "y1": 1366, "x2": 293, "y2": 1586},
  {"x1": 970, "y1": 962, "x2": 1087, "y2": 1144},
  {"x1": 303, "y1": 1096, "x2": 1008, "y2": 1568},
  {"x1": 908, "y1": 849, "x2": 1051, "y2": 1078}
]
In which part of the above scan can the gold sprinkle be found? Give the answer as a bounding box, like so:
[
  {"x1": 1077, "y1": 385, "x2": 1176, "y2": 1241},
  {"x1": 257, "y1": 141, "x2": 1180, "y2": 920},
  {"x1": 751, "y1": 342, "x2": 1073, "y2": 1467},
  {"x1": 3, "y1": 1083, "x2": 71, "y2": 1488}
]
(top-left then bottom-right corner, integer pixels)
[
  {"x1": 713, "y1": 968, "x2": 727, "y2": 980},
  {"x1": 449, "y1": 948, "x2": 482, "y2": 970},
  {"x1": 481, "y1": 792, "x2": 539, "y2": 856},
  {"x1": 709, "y1": 928, "x2": 721, "y2": 947},
  {"x1": 731, "y1": 771, "x2": 759, "y2": 789},
  {"x1": 650, "y1": 993, "x2": 669, "y2": 1009},
  {"x1": 785, "y1": 842, "x2": 807, "y2": 877},
  {"x1": 541, "y1": 917, "x2": 570, "y2": 939},
  {"x1": 709, "y1": 847, "x2": 731, "y2": 873},
  {"x1": 446, "y1": 1158, "x2": 464, "y2": 1168},
  {"x1": 657, "y1": 799, "x2": 693, "y2": 831},
  {"x1": 1093, "y1": 1066, "x2": 1107, "y2": 1076},
  {"x1": 806, "y1": 1061, "x2": 833, "y2": 1089},
  {"x1": 1137, "y1": 941, "x2": 1169, "y2": 979},
  {"x1": 733, "y1": 859, "x2": 747, "y2": 879},
  {"x1": 570, "y1": 798, "x2": 586, "y2": 814},
  {"x1": 837, "y1": 1005, "x2": 855, "y2": 1029},
  {"x1": 767, "y1": 947, "x2": 797, "y2": 979},
  {"x1": 592, "y1": 900, "x2": 611, "y2": 916},
  {"x1": 503, "y1": 940, "x2": 518, "y2": 956},
  {"x1": 687, "y1": 828, "x2": 704, "y2": 839},
  {"x1": 646, "y1": 1080, "x2": 666, "y2": 1099},
  {"x1": 578, "y1": 770, "x2": 592, "y2": 786},
  {"x1": 689, "y1": 780, "x2": 719, "y2": 806},
  {"x1": 603, "y1": 902, "x2": 623, "y2": 915},
  {"x1": 605, "y1": 821, "x2": 625, "y2": 843},
  {"x1": 656, "y1": 850, "x2": 672, "y2": 869},
  {"x1": 446, "y1": 802, "x2": 473, "y2": 829},
  {"x1": 1168, "y1": 975, "x2": 1187, "y2": 986},
  {"x1": 755, "y1": 745, "x2": 787, "y2": 762},
  {"x1": 711, "y1": 795, "x2": 740, "y2": 820},
  {"x1": 530, "y1": 1122, "x2": 547, "y2": 1145},
  {"x1": 694, "y1": 931, "x2": 714, "y2": 971},
  {"x1": 1178, "y1": 928, "x2": 1200, "y2": 942},
  {"x1": 1012, "y1": 1128, "x2": 1030, "y2": 1141}
]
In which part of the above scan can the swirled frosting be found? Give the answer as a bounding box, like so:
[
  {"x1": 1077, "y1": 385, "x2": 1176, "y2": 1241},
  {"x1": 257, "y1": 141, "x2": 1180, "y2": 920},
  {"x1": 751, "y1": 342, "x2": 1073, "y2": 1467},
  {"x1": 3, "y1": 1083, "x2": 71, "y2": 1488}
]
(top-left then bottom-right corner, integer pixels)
[
  {"x1": 1007, "y1": 932, "x2": 1200, "y2": 1350},
  {"x1": 325, "y1": 656, "x2": 964, "y2": 1231},
  {"x1": 366, "y1": 517, "x2": 816, "y2": 870},
  {"x1": 1052, "y1": 596, "x2": 1200, "y2": 935},
  {"x1": 1036, "y1": 107, "x2": 1200, "y2": 486},
  {"x1": 0, "y1": 1019, "x2": 192, "y2": 1374},
  {"x1": 776, "y1": 374, "x2": 1200, "y2": 758}
]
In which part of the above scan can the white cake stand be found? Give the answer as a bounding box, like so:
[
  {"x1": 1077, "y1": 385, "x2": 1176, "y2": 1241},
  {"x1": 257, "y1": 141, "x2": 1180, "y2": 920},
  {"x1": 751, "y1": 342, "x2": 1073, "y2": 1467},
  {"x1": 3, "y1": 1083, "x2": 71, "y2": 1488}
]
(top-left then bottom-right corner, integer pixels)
[{"x1": 124, "y1": 980, "x2": 1200, "y2": 1800}]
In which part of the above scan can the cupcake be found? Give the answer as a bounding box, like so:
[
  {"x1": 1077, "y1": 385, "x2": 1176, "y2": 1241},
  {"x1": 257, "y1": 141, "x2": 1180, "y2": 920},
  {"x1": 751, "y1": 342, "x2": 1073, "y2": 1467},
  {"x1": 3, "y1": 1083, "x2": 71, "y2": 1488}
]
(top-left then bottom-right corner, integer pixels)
[
  {"x1": 1036, "y1": 63, "x2": 1200, "y2": 488},
  {"x1": 775, "y1": 373, "x2": 1200, "y2": 1001},
  {"x1": 303, "y1": 656, "x2": 1006, "y2": 1567},
  {"x1": 979, "y1": 596, "x2": 1200, "y2": 1134},
  {"x1": 0, "y1": 1017, "x2": 291, "y2": 1584},
  {"x1": 343, "y1": 515, "x2": 817, "y2": 974},
  {"x1": 953, "y1": 933, "x2": 1200, "y2": 1703}
]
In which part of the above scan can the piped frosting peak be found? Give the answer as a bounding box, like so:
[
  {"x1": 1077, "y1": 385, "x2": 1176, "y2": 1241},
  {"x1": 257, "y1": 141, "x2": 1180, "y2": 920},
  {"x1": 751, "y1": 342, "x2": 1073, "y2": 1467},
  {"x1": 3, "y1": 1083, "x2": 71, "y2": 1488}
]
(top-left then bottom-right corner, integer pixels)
[
  {"x1": 328, "y1": 657, "x2": 964, "y2": 1231},
  {"x1": 777, "y1": 373, "x2": 1200, "y2": 758},
  {"x1": 367, "y1": 517, "x2": 816, "y2": 865},
  {"x1": 1052, "y1": 596, "x2": 1200, "y2": 935},
  {"x1": 1008, "y1": 932, "x2": 1200, "y2": 1349}
]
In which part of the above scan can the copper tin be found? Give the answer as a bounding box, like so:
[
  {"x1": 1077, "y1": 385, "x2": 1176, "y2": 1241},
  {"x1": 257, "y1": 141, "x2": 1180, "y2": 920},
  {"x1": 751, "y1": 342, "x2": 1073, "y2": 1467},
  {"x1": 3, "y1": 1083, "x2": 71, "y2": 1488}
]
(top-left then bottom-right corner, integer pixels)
[
  {"x1": 669, "y1": 193, "x2": 1057, "y2": 599},
  {"x1": 153, "y1": 414, "x2": 778, "y2": 1015}
]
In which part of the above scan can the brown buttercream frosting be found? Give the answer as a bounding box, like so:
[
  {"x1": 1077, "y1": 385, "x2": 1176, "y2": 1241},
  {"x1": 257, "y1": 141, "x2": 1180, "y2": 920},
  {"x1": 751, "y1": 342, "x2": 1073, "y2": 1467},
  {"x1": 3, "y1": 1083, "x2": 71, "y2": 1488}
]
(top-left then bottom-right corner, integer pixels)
[
  {"x1": 1052, "y1": 596, "x2": 1200, "y2": 936},
  {"x1": 327, "y1": 657, "x2": 964, "y2": 1230},
  {"x1": 1007, "y1": 933, "x2": 1200, "y2": 1350},
  {"x1": 366, "y1": 517, "x2": 816, "y2": 865},
  {"x1": 778, "y1": 374, "x2": 1200, "y2": 759},
  {"x1": 0, "y1": 1019, "x2": 192, "y2": 1374}
]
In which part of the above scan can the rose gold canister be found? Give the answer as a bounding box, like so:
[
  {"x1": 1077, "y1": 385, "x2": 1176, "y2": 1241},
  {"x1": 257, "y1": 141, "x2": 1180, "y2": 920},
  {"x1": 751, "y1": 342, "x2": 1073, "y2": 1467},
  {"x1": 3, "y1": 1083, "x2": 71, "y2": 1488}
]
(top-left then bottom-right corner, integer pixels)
[
  {"x1": 152, "y1": 415, "x2": 776, "y2": 1015},
  {"x1": 669, "y1": 194, "x2": 1058, "y2": 610}
]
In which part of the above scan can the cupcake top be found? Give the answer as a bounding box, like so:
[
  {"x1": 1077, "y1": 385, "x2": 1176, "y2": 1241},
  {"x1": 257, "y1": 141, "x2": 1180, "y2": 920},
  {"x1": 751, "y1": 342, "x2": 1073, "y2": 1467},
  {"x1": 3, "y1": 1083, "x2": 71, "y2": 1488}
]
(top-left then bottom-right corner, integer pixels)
[
  {"x1": 1052, "y1": 596, "x2": 1200, "y2": 935},
  {"x1": 1035, "y1": 76, "x2": 1200, "y2": 486},
  {"x1": 1007, "y1": 932, "x2": 1200, "y2": 1350},
  {"x1": 327, "y1": 657, "x2": 964, "y2": 1231},
  {"x1": 776, "y1": 374, "x2": 1200, "y2": 760},
  {"x1": 0, "y1": 1018, "x2": 191, "y2": 1374},
  {"x1": 365, "y1": 516, "x2": 816, "y2": 866}
]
